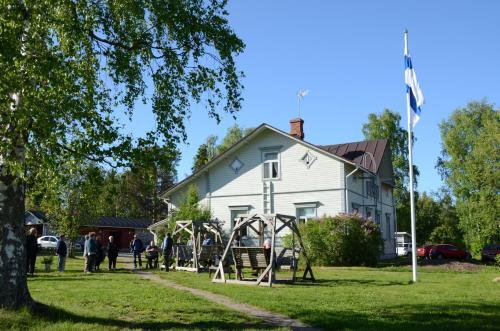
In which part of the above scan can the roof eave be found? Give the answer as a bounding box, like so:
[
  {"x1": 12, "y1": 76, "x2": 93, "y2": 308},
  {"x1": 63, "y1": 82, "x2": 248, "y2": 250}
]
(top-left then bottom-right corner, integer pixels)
[{"x1": 162, "y1": 123, "x2": 366, "y2": 197}]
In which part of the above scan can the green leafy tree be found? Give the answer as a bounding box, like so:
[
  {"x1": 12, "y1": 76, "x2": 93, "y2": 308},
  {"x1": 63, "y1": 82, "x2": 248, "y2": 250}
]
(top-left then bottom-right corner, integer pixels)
[
  {"x1": 29, "y1": 163, "x2": 103, "y2": 257},
  {"x1": 428, "y1": 190, "x2": 462, "y2": 245},
  {"x1": 216, "y1": 124, "x2": 253, "y2": 154},
  {"x1": 157, "y1": 184, "x2": 211, "y2": 243},
  {"x1": 437, "y1": 101, "x2": 500, "y2": 254},
  {"x1": 192, "y1": 144, "x2": 210, "y2": 173},
  {"x1": 362, "y1": 109, "x2": 419, "y2": 232},
  {"x1": 0, "y1": 1, "x2": 244, "y2": 308},
  {"x1": 192, "y1": 124, "x2": 253, "y2": 172}
]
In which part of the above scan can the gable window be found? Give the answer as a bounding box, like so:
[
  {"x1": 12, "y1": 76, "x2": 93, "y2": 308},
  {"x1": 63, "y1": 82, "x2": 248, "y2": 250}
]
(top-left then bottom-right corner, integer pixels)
[
  {"x1": 300, "y1": 150, "x2": 317, "y2": 168},
  {"x1": 229, "y1": 157, "x2": 244, "y2": 174},
  {"x1": 294, "y1": 202, "x2": 317, "y2": 224},
  {"x1": 366, "y1": 179, "x2": 379, "y2": 200},
  {"x1": 263, "y1": 152, "x2": 279, "y2": 179}
]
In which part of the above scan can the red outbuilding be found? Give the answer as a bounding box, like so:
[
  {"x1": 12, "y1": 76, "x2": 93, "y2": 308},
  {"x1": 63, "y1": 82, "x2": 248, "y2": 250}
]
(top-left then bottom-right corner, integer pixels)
[{"x1": 80, "y1": 217, "x2": 154, "y2": 249}]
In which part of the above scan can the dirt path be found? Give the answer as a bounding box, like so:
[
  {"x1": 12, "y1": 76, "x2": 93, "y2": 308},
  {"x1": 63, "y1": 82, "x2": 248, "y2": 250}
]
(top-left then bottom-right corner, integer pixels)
[{"x1": 134, "y1": 271, "x2": 321, "y2": 331}]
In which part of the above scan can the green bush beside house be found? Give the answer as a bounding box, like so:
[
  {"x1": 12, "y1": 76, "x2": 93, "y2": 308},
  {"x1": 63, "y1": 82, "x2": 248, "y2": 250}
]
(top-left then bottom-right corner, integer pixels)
[{"x1": 288, "y1": 213, "x2": 383, "y2": 267}]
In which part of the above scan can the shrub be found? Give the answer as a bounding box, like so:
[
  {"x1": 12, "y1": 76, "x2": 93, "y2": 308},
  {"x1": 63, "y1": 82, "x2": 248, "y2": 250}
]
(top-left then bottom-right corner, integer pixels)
[
  {"x1": 495, "y1": 254, "x2": 500, "y2": 267},
  {"x1": 297, "y1": 213, "x2": 383, "y2": 267}
]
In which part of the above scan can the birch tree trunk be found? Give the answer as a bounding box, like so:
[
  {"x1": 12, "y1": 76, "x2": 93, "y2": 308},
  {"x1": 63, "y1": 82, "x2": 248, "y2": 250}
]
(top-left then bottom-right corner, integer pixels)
[{"x1": 0, "y1": 165, "x2": 31, "y2": 308}]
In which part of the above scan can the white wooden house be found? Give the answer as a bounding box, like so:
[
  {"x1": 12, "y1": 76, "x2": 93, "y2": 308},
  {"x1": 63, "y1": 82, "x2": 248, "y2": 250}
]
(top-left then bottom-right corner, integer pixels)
[{"x1": 162, "y1": 119, "x2": 397, "y2": 258}]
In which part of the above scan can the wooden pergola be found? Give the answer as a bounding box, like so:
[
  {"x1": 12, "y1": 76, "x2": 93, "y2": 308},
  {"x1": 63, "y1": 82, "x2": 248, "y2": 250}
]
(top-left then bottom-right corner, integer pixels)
[
  {"x1": 212, "y1": 213, "x2": 315, "y2": 287},
  {"x1": 172, "y1": 220, "x2": 224, "y2": 272}
]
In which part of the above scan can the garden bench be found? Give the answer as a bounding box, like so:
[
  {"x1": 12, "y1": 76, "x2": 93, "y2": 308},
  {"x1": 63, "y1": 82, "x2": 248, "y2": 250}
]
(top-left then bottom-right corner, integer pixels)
[{"x1": 198, "y1": 244, "x2": 222, "y2": 268}]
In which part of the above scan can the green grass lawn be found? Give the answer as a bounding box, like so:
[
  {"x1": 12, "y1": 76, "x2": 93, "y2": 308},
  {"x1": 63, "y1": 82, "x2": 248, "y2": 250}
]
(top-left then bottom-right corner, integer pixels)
[
  {"x1": 2, "y1": 257, "x2": 499, "y2": 331},
  {"x1": 155, "y1": 264, "x2": 500, "y2": 331},
  {"x1": 0, "y1": 257, "x2": 278, "y2": 331}
]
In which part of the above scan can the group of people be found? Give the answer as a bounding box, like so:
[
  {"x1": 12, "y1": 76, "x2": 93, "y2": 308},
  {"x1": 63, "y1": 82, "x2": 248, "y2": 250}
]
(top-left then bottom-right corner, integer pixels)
[
  {"x1": 130, "y1": 233, "x2": 174, "y2": 271},
  {"x1": 25, "y1": 228, "x2": 218, "y2": 274},
  {"x1": 25, "y1": 227, "x2": 68, "y2": 274},
  {"x1": 83, "y1": 233, "x2": 119, "y2": 273}
]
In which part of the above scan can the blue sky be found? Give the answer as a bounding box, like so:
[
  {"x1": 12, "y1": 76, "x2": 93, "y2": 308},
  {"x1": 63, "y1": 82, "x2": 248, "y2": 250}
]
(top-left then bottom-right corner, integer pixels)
[{"x1": 129, "y1": 1, "x2": 500, "y2": 194}]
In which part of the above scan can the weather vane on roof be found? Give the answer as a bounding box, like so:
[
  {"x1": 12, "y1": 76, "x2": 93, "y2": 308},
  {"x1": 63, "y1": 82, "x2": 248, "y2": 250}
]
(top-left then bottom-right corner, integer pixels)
[{"x1": 297, "y1": 89, "x2": 308, "y2": 118}]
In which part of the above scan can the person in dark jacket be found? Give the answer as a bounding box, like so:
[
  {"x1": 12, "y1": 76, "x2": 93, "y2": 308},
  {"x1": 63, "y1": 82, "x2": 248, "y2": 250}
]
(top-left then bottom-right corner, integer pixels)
[
  {"x1": 85, "y1": 232, "x2": 97, "y2": 273},
  {"x1": 130, "y1": 235, "x2": 144, "y2": 269},
  {"x1": 26, "y1": 228, "x2": 38, "y2": 275},
  {"x1": 161, "y1": 233, "x2": 173, "y2": 272},
  {"x1": 94, "y1": 236, "x2": 105, "y2": 271},
  {"x1": 145, "y1": 240, "x2": 160, "y2": 269},
  {"x1": 107, "y1": 235, "x2": 119, "y2": 271},
  {"x1": 55, "y1": 235, "x2": 68, "y2": 272}
]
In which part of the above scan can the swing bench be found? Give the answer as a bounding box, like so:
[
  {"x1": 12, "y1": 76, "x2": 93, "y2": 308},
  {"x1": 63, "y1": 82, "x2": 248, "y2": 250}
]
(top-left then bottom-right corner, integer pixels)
[
  {"x1": 231, "y1": 247, "x2": 269, "y2": 280},
  {"x1": 212, "y1": 213, "x2": 315, "y2": 287}
]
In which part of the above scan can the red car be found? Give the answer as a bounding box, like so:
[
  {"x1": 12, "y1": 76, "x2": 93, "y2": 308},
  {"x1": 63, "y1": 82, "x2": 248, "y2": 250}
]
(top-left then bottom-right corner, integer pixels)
[
  {"x1": 481, "y1": 244, "x2": 500, "y2": 262},
  {"x1": 417, "y1": 245, "x2": 435, "y2": 259},
  {"x1": 429, "y1": 244, "x2": 470, "y2": 260}
]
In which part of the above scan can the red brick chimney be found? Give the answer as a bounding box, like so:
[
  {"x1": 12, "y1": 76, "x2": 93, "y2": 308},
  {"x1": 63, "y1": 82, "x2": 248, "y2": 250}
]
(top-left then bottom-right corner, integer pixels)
[{"x1": 290, "y1": 118, "x2": 304, "y2": 140}]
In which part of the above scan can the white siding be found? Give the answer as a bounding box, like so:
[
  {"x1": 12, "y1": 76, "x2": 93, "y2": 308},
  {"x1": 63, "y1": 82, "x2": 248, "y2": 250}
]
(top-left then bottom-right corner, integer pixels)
[{"x1": 169, "y1": 127, "x2": 396, "y2": 256}]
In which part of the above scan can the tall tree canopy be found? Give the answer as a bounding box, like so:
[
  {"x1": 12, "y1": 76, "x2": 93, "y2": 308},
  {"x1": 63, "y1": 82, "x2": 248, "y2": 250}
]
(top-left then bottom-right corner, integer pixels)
[
  {"x1": 192, "y1": 124, "x2": 252, "y2": 172},
  {"x1": 437, "y1": 101, "x2": 499, "y2": 254},
  {"x1": 0, "y1": 0, "x2": 244, "y2": 308},
  {"x1": 362, "y1": 109, "x2": 419, "y2": 232}
]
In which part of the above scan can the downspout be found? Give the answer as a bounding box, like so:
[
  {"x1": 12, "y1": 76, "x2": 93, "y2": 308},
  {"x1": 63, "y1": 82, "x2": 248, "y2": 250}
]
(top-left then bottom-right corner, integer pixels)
[
  {"x1": 345, "y1": 166, "x2": 359, "y2": 213},
  {"x1": 206, "y1": 169, "x2": 211, "y2": 210}
]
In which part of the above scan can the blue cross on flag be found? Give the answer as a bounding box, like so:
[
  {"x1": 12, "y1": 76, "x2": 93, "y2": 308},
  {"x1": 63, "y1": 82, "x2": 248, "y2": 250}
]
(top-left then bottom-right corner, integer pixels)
[{"x1": 404, "y1": 53, "x2": 424, "y2": 128}]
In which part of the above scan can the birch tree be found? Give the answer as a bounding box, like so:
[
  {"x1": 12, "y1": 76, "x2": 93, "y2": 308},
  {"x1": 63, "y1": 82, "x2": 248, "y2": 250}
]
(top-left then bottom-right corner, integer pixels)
[{"x1": 0, "y1": 0, "x2": 244, "y2": 308}]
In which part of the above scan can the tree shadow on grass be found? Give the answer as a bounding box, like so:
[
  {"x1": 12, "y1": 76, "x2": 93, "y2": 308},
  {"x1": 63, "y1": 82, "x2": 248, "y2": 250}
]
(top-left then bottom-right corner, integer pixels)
[
  {"x1": 288, "y1": 278, "x2": 410, "y2": 288},
  {"x1": 291, "y1": 303, "x2": 500, "y2": 331},
  {"x1": 31, "y1": 302, "x2": 276, "y2": 330}
]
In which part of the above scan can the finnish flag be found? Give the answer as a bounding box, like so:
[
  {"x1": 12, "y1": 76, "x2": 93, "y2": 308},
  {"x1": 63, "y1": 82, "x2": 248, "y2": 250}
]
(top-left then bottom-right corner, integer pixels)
[{"x1": 404, "y1": 53, "x2": 424, "y2": 127}]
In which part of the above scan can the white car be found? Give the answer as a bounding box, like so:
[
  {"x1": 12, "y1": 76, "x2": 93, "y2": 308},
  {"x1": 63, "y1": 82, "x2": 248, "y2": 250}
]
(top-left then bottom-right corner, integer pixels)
[
  {"x1": 397, "y1": 243, "x2": 412, "y2": 257},
  {"x1": 37, "y1": 236, "x2": 60, "y2": 249}
]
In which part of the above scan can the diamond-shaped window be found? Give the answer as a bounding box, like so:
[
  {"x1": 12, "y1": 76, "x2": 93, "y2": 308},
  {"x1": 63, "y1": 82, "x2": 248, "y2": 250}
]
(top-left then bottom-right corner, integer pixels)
[
  {"x1": 301, "y1": 151, "x2": 317, "y2": 168},
  {"x1": 229, "y1": 157, "x2": 244, "y2": 173}
]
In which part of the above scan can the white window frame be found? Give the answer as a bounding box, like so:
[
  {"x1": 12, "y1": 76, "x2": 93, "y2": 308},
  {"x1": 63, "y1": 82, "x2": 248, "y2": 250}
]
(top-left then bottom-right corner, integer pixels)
[
  {"x1": 294, "y1": 202, "x2": 318, "y2": 224},
  {"x1": 260, "y1": 146, "x2": 282, "y2": 181},
  {"x1": 229, "y1": 206, "x2": 250, "y2": 237}
]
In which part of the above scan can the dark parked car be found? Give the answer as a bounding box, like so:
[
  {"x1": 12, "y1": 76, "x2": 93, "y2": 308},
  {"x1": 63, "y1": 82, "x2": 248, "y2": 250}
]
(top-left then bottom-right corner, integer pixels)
[
  {"x1": 429, "y1": 244, "x2": 470, "y2": 260},
  {"x1": 481, "y1": 244, "x2": 500, "y2": 262},
  {"x1": 417, "y1": 245, "x2": 435, "y2": 259}
]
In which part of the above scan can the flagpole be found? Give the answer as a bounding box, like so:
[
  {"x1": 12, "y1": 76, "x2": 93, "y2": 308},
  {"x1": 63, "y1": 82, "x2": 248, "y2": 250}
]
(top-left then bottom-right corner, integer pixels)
[{"x1": 405, "y1": 30, "x2": 418, "y2": 283}]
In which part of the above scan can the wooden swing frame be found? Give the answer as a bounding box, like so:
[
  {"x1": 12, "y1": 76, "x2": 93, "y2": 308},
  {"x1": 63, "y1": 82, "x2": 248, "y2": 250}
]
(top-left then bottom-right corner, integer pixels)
[
  {"x1": 172, "y1": 220, "x2": 224, "y2": 272},
  {"x1": 212, "y1": 213, "x2": 315, "y2": 287}
]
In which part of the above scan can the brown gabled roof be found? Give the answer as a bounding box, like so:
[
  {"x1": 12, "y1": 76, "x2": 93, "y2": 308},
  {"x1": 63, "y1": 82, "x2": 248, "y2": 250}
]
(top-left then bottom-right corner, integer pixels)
[
  {"x1": 317, "y1": 139, "x2": 388, "y2": 174},
  {"x1": 85, "y1": 217, "x2": 152, "y2": 229}
]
